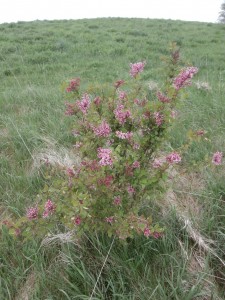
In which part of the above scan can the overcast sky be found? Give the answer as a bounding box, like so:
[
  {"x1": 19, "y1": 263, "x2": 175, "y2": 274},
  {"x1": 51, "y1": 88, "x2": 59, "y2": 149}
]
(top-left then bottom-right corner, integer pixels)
[{"x1": 0, "y1": 0, "x2": 223, "y2": 24}]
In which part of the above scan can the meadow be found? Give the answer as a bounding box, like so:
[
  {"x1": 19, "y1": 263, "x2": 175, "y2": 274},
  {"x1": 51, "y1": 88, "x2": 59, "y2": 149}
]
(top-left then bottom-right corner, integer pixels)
[{"x1": 0, "y1": 18, "x2": 224, "y2": 299}]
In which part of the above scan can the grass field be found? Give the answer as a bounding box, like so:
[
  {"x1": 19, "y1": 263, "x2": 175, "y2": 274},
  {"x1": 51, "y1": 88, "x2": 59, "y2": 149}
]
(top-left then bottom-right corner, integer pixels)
[{"x1": 0, "y1": 18, "x2": 224, "y2": 299}]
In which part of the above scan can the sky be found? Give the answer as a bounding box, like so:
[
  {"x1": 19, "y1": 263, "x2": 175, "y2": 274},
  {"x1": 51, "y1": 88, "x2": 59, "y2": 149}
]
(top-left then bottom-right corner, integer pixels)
[{"x1": 0, "y1": 0, "x2": 223, "y2": 24}]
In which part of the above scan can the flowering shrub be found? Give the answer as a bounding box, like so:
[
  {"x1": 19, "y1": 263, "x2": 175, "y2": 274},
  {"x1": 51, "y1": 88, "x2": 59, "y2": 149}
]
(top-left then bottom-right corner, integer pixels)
[{"x1": 5, "y1": 45, "x2": 222, "y2": 241}]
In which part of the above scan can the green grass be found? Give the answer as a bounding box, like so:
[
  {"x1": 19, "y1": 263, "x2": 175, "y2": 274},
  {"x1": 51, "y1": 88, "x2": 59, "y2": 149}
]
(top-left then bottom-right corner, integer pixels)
[{"x1": 0, "y1": 18, "x2": 225, "y2": 299}]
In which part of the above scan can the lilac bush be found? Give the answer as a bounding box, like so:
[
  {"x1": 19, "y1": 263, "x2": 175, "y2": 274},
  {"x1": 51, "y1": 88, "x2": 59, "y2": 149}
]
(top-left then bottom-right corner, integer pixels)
[{"x1": 6, "y1": 46, "x2": 222, "y2": 241}]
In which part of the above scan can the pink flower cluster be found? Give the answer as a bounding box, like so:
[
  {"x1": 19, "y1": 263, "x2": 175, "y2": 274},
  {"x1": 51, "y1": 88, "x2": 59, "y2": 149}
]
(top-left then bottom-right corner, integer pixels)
[
  {"x1": 97, "y1": 148, "x2": 113, "y2": 166},
  {"x1": 212, "y1": 151, "x2": 223, "y2": 165},
  {"x1": 166, "y1": 152, "x2": 181, "y2": 164},
  {"x1": 98, "y1": 175, "x2": 114, "y2": 187},
  {"x1": 65, "y1": 102, "x2": 76, "y2": 116},
  {"x1": 152, "y1": 158, "x2": 164, "y2": 168},
  {"x1": 154, "y1": 112, "x2": 164, "y2": 126},
  {"x1": 43, "y1": 199, "x2": 56, "y2": 218},
  {"x1": 77, "y1": 93, "x2": 90, "y2": 115},
  {"x1": 130, "y1": 61, "x2": 146, "y2": 78},
  {"x1": 118, "y1": 91, "x2": 127, "y2": 100},
  {"x1": 132, "y1": 161, "x2": 140, "y2": 168},
  {"x1": 156, "y1": 91, "x2": 171, "y2": 103},
  {"x1": 74, "y1": 216, "x2": 81, "y2": 225},
  {"x1": 114, "y1": 104, "x2": 131, "y2": 124},
  {"x1": 93, "y1": 120, "x2": 111, "y2": 137},
  {"x1": 115, "y1": 131, "x2": 133, "y2": 140},
  {"x1": 113, "y1": 196, "x2": 121, "y2": 206},
  {"x1": 26, "y1": 206, "x2": 38, "y2": 220},
  {"x1": 127, "y1": 185, "x2": 135, "y2": 195},
  {"x1": 66, "y1": 78, "x2": 80, "y2": 92},
  {"x1": 173, "y1": 67, "x2": 198, "y2": 90},
  {"x1": 94, "y1": 96, "x2": 101, "y2": 105}
]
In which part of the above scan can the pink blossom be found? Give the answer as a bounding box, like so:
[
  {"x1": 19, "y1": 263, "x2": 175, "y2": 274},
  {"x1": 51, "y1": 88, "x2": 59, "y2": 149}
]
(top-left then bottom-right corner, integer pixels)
[
  {"x1": 43, "y1": 199, "x2": 56, "y2": 218},
  {"x1": 113, "y1": 196, "x2": 121, "y2": 206},
  {"x1": 66, "y1": 78, "x2": 80, "y2": 92},
  {"x1": 97, "y1": 148, "x2": 113, "y2": 166},
  {"x1": 154, "y1": 112, "x2": 164, "y2": 126},
  {"x1": 132, "y1": 161, "x2": 140, "y2": 168},
  {"x1": 114, "y1": 104, "x2": 131, "y2": 125},
  {"x1": 115, "y1": 131, "x2": 133, "y2": 140},
  {"x1": 130, "y1": 61, "x2": 146, "y2": 78},
  {"x1": 212, "y1": 151, "x2": 223, "y2": 165},
  {"x1": 173, "y1": 67, "x2": 198, "y2": 90},
  {"x1": 94, "y1": 96, "x2": 101, "y2": 105},
  {"x1": 74, "y1": 216, "x2": 81, "y2": 225},
  {"x1": 118, "y1": 91, "x2": 127, "y2": 100},
  {"x1": 26, "y1": 206, "x2": 38, "y2": 220},
  {"x1": 77, "y1": 93, "x2": 90, "y2": 115},
  {"x1": 127, "y1": 185, "x2": 135, "y2": 195},
  {"x1": 152, "y1": 158, "x2": 164, "y2": 168},
  {"x1": 98, "y1": 175, "x2": 114, "y2": 187},
  {"x1": 144, "y1": 227, "x2": 151, "y2": 237},
  {"x1": 93, "y1": 120, "x2": 112, "y2": 137},
  {"x1": 106, "y1": 216, "x2": 114, "y2": 223},
  {"x1": 166, "y1": 152, "x2": 181, "y2": 164},
  {"x1": 114, "y1": 80, "x2": 125, "y2": 89},
  {"x1": 156, "y1": 91, "x2": 171, "y2": 103}
]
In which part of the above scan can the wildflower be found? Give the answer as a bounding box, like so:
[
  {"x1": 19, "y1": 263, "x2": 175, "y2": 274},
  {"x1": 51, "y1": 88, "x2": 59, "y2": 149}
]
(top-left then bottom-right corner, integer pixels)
[
  {"x1": 212, "y1": 151, "x2": 223, "y2": 165},
  {"x1": 113, "y1": 196, "x2": 121, "y2": 206},
  {"x1": 26, "y1": 206, "x2": 38, "y2": 220},
  {"x1": 144, "y1": 227, "x2": 151, "y2": 237},
  {"x1": 166, "y1": 152, "x2": 181, "y2": 164},
  {"x1": 114, "y1": 104, "x2": 131, "y2": 125},
  {"x1": 97, "y1": 148, "x2": 113, "y2": 166},
  {"x1": 154, "y1": 112, "x2": 164, "y2": 126},
  {"x1": 173, "y1": 67, "x2": 198, "y2": 90},
  {"x1": 156, "y1": 91, "x2": 171, "y2": 103},
  {"x1": 93, "y1": 120, "x2": 111, "y2": 137},
  {"x1": 43, "y1": 199, "x2": 56, "y2": 218},
  {"x1": 115, "y1": 131, "x2": 133, "y2": 140},
  {"x1": 66, "y1": 77, "x2": 80, "y2": 92},
  {"x1": 130, "y1": 61, "x2": 146, "y2": 78},
  {"x1": 77, "y1": 93, "x2": 90, "y2": 115},
  {"x1": 114, "y1": 79, "x2": 125, "y2": 89}
]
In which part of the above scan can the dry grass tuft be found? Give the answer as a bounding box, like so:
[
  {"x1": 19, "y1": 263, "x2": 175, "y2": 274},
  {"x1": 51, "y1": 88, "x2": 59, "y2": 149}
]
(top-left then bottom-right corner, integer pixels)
[{"x1": 30, "y1": 137, "x2": 81, "y2": 173}]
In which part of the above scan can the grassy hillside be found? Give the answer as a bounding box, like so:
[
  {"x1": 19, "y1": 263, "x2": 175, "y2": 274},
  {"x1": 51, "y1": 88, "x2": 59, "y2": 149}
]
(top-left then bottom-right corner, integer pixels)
[{"x1": 0, "y1": 18, "x2": 224, "y2": 299}]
